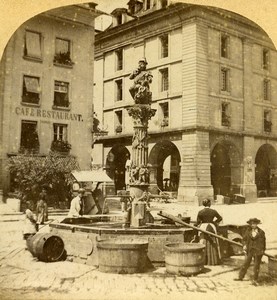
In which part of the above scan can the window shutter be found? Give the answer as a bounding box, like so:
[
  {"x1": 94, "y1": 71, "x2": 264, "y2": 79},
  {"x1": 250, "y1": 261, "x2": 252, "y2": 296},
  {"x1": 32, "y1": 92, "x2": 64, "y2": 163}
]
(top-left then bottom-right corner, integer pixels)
[{"x1": 25, "y1": 31, "x2": 41, "y2": 58}]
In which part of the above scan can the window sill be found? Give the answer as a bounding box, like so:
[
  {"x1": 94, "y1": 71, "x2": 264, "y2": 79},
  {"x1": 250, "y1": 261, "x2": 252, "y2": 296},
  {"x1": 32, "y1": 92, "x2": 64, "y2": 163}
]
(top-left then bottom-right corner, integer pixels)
[
  {"x1": 23, "y1": 55, "x2": 43, "y2": 63},
  {"x1": 53, "y1": 62, "x2": 74, "y2": 69},
  {"x1": 20, "y1": 102, "x2": 40, "y2": 107},
  {"x1": 52, "y1": 105, "x2": 71, "y2": 111}
]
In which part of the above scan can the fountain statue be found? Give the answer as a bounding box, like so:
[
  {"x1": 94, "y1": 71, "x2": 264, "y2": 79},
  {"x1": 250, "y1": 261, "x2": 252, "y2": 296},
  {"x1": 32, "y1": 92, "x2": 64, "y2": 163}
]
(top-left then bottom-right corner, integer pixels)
[{"x1": 127, "y1": 58, "x2": 156, "y2": 227}]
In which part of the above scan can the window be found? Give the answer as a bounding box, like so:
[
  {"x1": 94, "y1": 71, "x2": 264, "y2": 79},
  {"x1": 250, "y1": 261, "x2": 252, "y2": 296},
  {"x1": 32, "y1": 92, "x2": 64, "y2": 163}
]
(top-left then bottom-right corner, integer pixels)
[
  {"x1": 262, "y1": 49, "x2": 269, "y2": 70},
  {"x1": 160, "y1": 34, "x2": 168, "y2": 58},
  {"x1": 160, "y1": 68, "x2": 169, "y2": 92},
  {"x1": 53, "y1": 124, "x2": 67, "y2": 141},
  {"x1": 20, "y1": 121, "x2": 39, "y2": 152},
  {"x1": 115, "y1": 110, "x2": 123, "y2": 133},
  {"x1": 115, "y1": 79, "x2": 123, "y2": 101},
  {"x1": 221, "y1": 35, "x2": 229, "y2": 58},
  {"x1": 54, "y1": 38, "x2": 72, "y2": 66},
  {"x1": 22, "y1": 75, "x2": 40, "y2": 105},
  {"x1": 24, "y1": 30, "x2": 42, "y2": 59},
  {"x1": 264, "y1": 110, "x2": 272, "y2": 132},
  {"x1": 160, "y1": 0, "x2": 168, "y2": 8},
  {"x1": 146, "y1": 0, "x2": 151, "y2": 10},
  {"x1": 160, "y1": 102, "x2": 169, "y2": 127},
  {"x1": 54, "y1": 81, "x2": 69, "y2": 108},
  {"x1": 116, "y1": 49, "x2": 123, "y2": 71},
  {"x1": 221, "y1": 102, "x2": 231, "y2": 127},
  {"x1": 263, "y1": 79, "x2": 270, "y2": 100},
  {"x1": 116, "y1": 14, "x2": 122, "y2": 25},
  {"x1": 221, "y1": 68, "x2": 229, "y2": 92}
]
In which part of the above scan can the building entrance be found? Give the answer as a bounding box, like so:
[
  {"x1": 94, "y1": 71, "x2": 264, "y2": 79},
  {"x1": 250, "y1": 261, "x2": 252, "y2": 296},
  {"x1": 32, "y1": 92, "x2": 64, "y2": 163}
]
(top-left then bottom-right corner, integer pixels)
[
  {"x1": 211, "y1": 143, "x2": 231, "y2": 196},
  {"x1": 149, "y1": 141, "x2": 181, "y2": 192},
  {"x1": 255, "y1": 144, "x2": 277, "y2": 197},
  {"x1": 106, "y1": 145, "x2": 130, "y2": 192}
]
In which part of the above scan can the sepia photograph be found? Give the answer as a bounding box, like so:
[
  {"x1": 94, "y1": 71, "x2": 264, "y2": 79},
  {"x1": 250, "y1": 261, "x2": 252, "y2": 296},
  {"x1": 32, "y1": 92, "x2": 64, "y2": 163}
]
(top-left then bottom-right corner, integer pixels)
[{"x1": 0, "y1": 0, "x2": 276, "y2": 299}]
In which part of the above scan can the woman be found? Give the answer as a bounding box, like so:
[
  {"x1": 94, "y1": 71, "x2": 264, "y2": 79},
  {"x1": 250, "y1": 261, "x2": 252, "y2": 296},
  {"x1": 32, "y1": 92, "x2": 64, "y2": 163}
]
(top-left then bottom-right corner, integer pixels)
[
  {"x1": 23, "y1": 201, "x2": 38, "y2": 240},
  {"x1": 36, "y1": 194, "x2": 48, "y2": 225},
  {"x1": 196, "y1": 198, "x2": 222, "y2": 265}
]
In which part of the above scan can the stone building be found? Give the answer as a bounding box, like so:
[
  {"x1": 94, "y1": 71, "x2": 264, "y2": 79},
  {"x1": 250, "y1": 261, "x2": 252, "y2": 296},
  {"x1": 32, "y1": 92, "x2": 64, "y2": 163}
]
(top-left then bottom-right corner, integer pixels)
[
  {"x1": 0, "y1": 3, "x2": 99, "y2": 195},
  {"x1": 93, "y1": 0, "x2": 277, "y2": 204}
]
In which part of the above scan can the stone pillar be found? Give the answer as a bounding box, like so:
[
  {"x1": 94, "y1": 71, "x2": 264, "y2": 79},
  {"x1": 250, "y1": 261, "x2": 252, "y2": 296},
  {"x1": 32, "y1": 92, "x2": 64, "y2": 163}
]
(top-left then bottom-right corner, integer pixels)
[
  {"x1": 178, "y1": 131, "x2": 214, "y2": 205},
  {"x1": 127, "y1": 58, "x2": 156, "y2": 227}
]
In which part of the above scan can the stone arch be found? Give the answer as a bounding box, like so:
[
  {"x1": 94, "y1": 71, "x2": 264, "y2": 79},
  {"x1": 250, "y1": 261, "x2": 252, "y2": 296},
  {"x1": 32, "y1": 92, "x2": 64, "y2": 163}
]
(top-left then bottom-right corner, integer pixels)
[
  {"x1": 105, "y1": 144, "x2": 130, "y2": 192},
  {"x1": 148, "y1": 140, "x2": 181, "y2": 192},
  {"x1": 210, "y1": 140, "x2": 241, "y2": 196},
  {"x1": 255, "y1": 143, "x2": 277, "y2": 197}
]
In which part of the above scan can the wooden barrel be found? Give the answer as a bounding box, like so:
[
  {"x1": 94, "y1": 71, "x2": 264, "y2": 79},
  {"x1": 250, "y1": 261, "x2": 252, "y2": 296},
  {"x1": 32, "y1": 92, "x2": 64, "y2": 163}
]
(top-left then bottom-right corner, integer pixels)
[
  {"x1": 27, "y1": 233, "x2": 64, "y2": 262},
  {"x1": 268, "y1": 255, "x2": 277, "y2": 278},
  {"x1": 164, "y1": 243, "x2": 205, "y2": 276},
  {"x1": 97, "y1": 239, "x2": 149, "y2": 274}
]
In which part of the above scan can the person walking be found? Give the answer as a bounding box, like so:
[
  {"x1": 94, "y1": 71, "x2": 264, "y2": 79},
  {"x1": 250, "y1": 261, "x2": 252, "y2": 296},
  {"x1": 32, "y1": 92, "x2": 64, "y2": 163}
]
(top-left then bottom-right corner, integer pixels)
[
  {"x1": 196, "y1": 198, "x2": 223, "y2": 265},
  {"x1": 234, "y1": 218, "x2": 266, "y2": 286},
  {"x1": 68, "y1": 188, "x2": 86, "y2": 217}
]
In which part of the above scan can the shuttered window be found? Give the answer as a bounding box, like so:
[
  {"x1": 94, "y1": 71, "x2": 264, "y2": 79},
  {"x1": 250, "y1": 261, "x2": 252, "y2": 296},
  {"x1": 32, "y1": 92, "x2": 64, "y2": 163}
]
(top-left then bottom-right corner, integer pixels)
[{"x1": 24, "y1": 31, "x2": 42, "y2": 58}]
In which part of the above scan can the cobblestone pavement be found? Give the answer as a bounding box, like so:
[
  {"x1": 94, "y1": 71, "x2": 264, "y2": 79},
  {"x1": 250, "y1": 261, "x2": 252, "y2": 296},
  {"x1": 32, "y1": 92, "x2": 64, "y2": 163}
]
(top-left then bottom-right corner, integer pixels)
[{"x1": 0, "y1": 202, "x2": 277, "y2": 300}]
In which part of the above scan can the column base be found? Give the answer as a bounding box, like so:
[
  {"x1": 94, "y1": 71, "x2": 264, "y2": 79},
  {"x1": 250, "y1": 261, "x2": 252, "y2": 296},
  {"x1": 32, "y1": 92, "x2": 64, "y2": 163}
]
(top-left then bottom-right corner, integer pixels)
[
  {"x1": 241, "y1": 184, "x2": 257, "y2": 202},
  {"x1": 130, "y1": 201, "x2": 154, "y2": 227},
  {"x1": 177, "y1": 185, "x2": 214, "y2": 206}
]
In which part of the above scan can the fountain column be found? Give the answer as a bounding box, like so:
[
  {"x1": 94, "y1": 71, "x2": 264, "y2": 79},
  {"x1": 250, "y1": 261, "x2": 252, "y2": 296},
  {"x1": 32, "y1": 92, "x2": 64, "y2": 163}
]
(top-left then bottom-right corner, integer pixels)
[{"x1": 127, "y1": 58, "x2": 156, "y2": 227}]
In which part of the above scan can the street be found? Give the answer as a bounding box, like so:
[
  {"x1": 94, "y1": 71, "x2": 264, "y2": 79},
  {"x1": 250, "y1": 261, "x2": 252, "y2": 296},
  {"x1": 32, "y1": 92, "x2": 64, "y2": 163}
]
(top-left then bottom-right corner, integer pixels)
[{"x1": 0, "y1": 201, "x2": 277, "y2": 299}]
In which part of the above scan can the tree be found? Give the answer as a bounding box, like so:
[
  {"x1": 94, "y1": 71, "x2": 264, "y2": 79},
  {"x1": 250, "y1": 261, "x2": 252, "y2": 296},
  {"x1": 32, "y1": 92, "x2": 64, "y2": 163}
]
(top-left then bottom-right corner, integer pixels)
[{"x1": 8, "y1": 152, "x2": 80, "y2": 208}]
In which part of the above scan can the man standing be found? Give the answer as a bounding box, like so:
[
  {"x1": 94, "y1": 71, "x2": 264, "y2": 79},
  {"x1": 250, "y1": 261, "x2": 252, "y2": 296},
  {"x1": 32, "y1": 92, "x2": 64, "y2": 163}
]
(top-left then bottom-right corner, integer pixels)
[
  {"x1": 234, "y1": 218, "x2": 266, "y2": 286},
  {"x1": 68, "y1": 188, "x2": 86, "y2": 217}
]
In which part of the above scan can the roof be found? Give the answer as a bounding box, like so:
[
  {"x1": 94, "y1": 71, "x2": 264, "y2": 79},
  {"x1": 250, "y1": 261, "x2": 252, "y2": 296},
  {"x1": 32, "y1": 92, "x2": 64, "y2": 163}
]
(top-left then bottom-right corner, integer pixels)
[
  {"x1": 71, "y1": 170, "x2": 112, "y2": 182},
  {"x1": 43, "y1": 3, "x2": 103, "y2": 27}
]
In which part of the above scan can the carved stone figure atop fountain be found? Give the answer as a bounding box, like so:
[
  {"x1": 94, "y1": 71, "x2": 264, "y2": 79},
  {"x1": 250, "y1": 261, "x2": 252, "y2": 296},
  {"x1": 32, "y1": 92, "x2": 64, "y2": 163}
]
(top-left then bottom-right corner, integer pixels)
[
  {"x1": 127, "y1": 58, "x2": 156, "y2": 227},
  {"x1": 129, "y1": 58, "x2": 153, "y2": 104}
]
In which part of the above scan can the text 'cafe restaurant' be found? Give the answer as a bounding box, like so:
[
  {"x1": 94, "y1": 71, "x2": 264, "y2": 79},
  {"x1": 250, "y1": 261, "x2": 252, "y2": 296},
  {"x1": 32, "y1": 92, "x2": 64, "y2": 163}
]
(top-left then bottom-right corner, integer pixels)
[{"x1": 0, "y1": 104, "x2": 92, "y2": 194}]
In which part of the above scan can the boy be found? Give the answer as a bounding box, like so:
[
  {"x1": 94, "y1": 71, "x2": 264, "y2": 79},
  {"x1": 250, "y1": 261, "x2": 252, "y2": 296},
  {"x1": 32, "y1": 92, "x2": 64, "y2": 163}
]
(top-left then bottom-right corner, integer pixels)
[{"x1": 234, "y1": 218, "x2": 266, "y2": 286}]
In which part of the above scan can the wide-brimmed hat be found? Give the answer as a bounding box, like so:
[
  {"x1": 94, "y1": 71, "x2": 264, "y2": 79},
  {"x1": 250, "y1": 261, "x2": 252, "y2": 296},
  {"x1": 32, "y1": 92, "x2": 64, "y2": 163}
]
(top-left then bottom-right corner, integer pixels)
[
  {"x1": 78, "y1": 188, "x2": 86, "y2": 194},
  {"x1": 247, "y1": 218, "x2": 261, "y2": 224}
]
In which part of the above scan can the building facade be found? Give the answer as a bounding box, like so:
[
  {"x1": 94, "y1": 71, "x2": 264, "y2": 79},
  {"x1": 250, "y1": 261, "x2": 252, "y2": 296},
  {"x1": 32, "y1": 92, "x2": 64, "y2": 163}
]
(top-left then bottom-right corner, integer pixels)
[
  {"x1": 93, "y1": 0, "x2": 277, "y2": 204},
  {"x1": 0, "y1": 4, "x2": 99, "y2": 195}
]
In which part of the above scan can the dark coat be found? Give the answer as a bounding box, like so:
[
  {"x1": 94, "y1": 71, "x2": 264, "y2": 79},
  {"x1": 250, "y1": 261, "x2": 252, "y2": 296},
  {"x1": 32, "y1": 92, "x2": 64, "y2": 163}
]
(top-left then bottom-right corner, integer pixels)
[
  {"x1": 196, "y1": 207, "x2": 222, "y2": 226},
  {"x1": 243, "y1": 227, "x2": 266, "y2": 255}
]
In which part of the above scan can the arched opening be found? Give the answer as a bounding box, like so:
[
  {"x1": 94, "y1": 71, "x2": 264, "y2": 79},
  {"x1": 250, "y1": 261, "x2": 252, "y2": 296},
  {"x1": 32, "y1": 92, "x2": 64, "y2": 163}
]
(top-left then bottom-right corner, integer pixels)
[
  {"x1": 106, "y1": 145, "x2": 130, "y2": 192},
  {"x1": 211, "y1": 141, "x2": 241, "y2": 197},
  {"x1": 149, "y1": 141, "x2": 181, "y2": 192},
  {"x1": 255, "y1": 144, "x2": 277, "y2": 197}
]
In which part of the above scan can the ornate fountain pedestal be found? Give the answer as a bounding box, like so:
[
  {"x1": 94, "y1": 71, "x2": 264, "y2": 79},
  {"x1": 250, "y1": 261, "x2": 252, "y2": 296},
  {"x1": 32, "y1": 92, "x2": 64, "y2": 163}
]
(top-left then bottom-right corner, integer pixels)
[{"x1": 126, "y1": 59, "x2": 156, "y2": 228}]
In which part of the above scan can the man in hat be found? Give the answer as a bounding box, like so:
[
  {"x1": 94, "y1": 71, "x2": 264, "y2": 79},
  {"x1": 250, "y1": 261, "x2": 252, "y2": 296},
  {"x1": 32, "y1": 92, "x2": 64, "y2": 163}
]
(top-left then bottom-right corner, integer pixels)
[
  {"x1": 129, "y1": 58, "x2": 152, "y2": 102},
  {"x1": 68, "y1": 188, "x2": 86, "y2": 217},
  {"x1": 234, "y1": 218, "x2": 266, "y2": 285}
]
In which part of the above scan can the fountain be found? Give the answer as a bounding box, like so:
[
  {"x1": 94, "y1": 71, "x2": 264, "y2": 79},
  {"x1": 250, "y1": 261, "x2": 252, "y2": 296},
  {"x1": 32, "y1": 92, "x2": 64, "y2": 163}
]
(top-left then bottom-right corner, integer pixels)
[{"x1": 49, "y1": 59, "x2": 196, "y2": 267}]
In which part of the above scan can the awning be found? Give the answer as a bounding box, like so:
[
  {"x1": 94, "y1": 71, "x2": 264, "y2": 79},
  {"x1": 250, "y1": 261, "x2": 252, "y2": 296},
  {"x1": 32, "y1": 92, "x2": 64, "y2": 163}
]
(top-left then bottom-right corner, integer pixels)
[
  {"x1": 24, "y1": 76, "x2": 40, "y2": 93},
  {"x1": 71, "y1": 170, "x2": 112, "y2": 183}
]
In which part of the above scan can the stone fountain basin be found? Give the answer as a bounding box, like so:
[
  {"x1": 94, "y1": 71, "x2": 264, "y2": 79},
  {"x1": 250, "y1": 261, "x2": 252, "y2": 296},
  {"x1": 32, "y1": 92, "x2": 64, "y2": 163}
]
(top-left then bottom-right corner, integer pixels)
[{"x1": 49, "y1": 216, "x2": 194, "y2": 266}]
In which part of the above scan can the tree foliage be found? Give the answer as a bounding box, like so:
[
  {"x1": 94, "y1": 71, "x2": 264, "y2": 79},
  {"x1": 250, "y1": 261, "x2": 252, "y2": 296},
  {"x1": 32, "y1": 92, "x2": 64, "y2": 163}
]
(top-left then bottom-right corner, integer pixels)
[{"x1": 7, "y1": 152, "x2": 80, "y2": 207}]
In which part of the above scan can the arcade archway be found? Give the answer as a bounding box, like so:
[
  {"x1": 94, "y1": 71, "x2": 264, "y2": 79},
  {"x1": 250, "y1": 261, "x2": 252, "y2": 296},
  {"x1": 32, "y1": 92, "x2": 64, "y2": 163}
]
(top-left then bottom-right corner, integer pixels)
[
  {"x1": 211, "y1": 141, "x2": 241, "y2": 197},
  {"x1": 149, "y1": 141, "x2": 181, "y2": 192},
  {"x1": 106, "y1": 145, "x2": 130, "y2": 192},
  {"x1": 255, "y1": 144, "x2": 277, "y2": 197}
]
